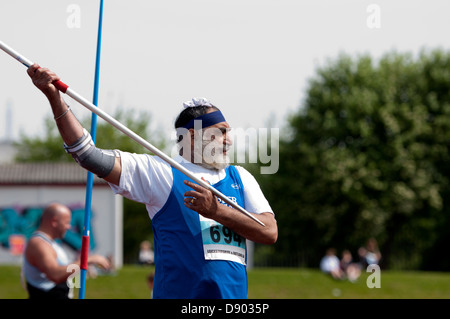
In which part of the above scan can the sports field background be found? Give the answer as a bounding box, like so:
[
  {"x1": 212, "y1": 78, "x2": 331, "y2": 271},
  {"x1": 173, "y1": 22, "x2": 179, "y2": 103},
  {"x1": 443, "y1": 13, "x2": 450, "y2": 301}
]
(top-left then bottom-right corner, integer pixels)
[{"x1": 1, "y1": 265, "x2": 450, "y2": 299}]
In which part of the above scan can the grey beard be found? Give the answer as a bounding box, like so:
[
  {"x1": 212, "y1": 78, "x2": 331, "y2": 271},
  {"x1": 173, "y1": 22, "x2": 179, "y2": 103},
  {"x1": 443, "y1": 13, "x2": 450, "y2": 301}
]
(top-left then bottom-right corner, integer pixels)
[{"x1": 193, "y1": 139, "x2": 230, "y2": 171}]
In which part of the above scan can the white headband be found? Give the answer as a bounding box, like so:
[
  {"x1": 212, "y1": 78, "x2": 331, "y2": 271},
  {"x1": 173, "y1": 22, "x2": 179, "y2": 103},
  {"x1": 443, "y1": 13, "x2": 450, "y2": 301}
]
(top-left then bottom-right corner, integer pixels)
[{"x1": 183, "y1": 97, "x2": 214, "y2": 109}]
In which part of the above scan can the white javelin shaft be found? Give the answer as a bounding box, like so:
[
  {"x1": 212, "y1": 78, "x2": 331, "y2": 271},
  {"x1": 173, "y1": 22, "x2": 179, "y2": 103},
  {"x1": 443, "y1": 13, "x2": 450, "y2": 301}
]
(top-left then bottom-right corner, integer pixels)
[
  {"x1": 0, "y1": 40, "x2": 33, "y2": 67},
  {"x1": 0, "y1": 40, "x2": 265, "y2": 227}
]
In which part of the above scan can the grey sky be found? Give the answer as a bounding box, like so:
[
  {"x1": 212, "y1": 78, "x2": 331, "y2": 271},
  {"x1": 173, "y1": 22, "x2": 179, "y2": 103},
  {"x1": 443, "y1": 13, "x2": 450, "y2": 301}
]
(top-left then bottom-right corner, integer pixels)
[{"x1": 1, "y1": 0, "x2": 449, "y2": 143}]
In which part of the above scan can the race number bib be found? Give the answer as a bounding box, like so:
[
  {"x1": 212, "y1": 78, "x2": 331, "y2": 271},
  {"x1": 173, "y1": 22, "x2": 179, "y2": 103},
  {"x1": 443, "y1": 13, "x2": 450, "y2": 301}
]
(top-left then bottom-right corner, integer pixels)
[{"x1": 199, "y1": 215, "x2": 246, "y2": 265}]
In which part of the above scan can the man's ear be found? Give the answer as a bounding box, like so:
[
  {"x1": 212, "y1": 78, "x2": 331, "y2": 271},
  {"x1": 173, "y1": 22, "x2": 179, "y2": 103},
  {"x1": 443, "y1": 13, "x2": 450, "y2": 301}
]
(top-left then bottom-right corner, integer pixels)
[{"x1": 50, "y1": 217, "x2": 58, "y2": 228}]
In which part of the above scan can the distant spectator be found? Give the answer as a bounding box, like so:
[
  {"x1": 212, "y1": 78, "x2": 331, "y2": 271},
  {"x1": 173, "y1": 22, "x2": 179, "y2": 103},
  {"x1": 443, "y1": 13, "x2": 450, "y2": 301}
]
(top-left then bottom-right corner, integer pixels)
[
  {"x1": 320, "y1": 248, "x2": 345, "y2": 280},
  {"x1": 340, "y1": 249, "x2": 361, "y2": 282},
  {"x1": 358, "y1": 237, "x2": 382, "y2": 267},
  {"x1": 138, "y1": 240, "x2": 154, "y2": 265}
]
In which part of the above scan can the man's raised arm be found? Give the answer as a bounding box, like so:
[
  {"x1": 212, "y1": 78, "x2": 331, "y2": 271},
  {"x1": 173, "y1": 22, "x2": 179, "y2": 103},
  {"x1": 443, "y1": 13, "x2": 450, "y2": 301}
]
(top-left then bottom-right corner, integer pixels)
[{"x1": 27, "y1": 64, "x2": 122, "y2": 185}]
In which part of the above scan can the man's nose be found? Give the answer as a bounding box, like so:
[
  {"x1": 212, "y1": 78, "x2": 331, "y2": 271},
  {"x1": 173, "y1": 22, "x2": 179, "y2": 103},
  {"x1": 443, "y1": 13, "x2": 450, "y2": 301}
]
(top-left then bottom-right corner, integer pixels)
[{"x1": 224, "y1": 134, "x2": 232, "y2": 146}]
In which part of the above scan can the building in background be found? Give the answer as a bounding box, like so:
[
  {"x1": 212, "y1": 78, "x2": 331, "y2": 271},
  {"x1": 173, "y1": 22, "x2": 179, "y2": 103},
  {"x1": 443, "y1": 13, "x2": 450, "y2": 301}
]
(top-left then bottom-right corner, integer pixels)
[
  {"x1": 0, "y1": 140, "x2": 16, "y2": 164},
  {"x1": 0, "y1": 162, "x2": 123, "y2": 268}
]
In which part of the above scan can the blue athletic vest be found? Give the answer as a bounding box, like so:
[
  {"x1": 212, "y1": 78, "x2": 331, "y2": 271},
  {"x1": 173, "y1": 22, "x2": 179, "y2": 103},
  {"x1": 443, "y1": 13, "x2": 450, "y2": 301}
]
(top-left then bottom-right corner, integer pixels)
[{"x1": 151, "y1": 165, "x2": 248, "y2": 299}]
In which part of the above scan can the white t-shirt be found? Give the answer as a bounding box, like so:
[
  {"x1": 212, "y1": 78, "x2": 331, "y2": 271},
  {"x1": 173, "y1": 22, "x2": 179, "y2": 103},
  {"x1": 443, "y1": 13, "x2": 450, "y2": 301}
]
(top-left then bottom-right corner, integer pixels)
[
  {"x1": 109, "y1": 152, "x2": 274, "y2": 219},
  {"x1": 320, "y1": 255, "x2": 341, "y2": 273}
]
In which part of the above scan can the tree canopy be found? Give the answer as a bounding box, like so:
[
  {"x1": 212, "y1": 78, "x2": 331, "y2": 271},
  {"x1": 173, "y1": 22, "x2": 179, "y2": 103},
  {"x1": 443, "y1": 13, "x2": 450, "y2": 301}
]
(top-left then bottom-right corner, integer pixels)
[
  {"x1": 14, "y1": 108, "x2": 166, "y2": 162},
  {"x1": 255, "y1": 48, "x2": 450, "y2": 270}
]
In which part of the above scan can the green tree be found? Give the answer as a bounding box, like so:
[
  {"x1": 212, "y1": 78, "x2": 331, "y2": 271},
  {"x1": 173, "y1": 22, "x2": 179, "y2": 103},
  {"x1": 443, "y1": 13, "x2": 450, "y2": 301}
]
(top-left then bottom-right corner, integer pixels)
[
  {"x1": 15, "y1": 108, "x2": 167, "y2": 161},
  {"x1": 15, "y1": 108, "x2": 167, "y2": 263},
  {"x1": 257, "y1": 49, "x2": 450, "y2": 270}
]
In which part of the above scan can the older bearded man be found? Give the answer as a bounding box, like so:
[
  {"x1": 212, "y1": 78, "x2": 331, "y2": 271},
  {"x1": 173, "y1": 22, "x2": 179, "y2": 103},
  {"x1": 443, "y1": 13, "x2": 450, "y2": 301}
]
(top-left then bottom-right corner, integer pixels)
[{"x1": 27, "y1": 64, "x2": 277, "y2": 299}]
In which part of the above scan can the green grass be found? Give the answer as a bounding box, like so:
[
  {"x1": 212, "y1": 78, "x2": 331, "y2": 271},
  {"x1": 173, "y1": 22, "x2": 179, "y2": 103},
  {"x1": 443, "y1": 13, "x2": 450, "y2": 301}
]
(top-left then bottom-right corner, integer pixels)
[
  {"x1": 248, "y1": 268, "x2": 450, "y2": 299},
  {"x1": 1, "y1": 265, "x2": 450, "y2": 299}
]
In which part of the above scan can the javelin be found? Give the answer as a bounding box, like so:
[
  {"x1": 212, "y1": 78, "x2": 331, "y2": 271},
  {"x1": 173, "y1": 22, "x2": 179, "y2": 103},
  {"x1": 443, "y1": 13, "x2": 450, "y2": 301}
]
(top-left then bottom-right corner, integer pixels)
[
  {"x1": 78, "y1": 0, "x2": 104, "y2": 299},
  {"x1": 0, "y1": 42, "x2": 265, "y2": 227}
]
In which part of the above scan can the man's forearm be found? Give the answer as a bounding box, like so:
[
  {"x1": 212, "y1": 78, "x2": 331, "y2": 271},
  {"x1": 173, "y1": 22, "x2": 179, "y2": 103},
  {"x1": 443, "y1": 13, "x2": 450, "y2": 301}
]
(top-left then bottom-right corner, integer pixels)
[
  {"x1": 28, "y1": 63, "x2": 84, "y2": 146},
  {"x1": 214, "y1": 207, "x2": 278, "y2": 245},
  {"x1": 28, "y1": 64, "x2": 122, "y2": 184},
  {"x1": 48, "y1": 93, "x2": 85, "y2": 146}
]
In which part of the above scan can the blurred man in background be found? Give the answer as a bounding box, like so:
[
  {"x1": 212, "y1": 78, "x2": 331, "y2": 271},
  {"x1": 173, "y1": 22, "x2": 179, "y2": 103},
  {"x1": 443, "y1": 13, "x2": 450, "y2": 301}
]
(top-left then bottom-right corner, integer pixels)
[{"x1": 22, "y1": 202, "x2": 111, "y2": 299}]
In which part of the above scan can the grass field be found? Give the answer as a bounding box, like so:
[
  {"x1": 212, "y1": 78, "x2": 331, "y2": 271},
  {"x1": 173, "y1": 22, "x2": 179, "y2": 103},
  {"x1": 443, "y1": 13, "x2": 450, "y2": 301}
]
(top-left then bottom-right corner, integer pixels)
[{"x1": 1, "y1": 265, "x2": 450, "y2": 299}]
